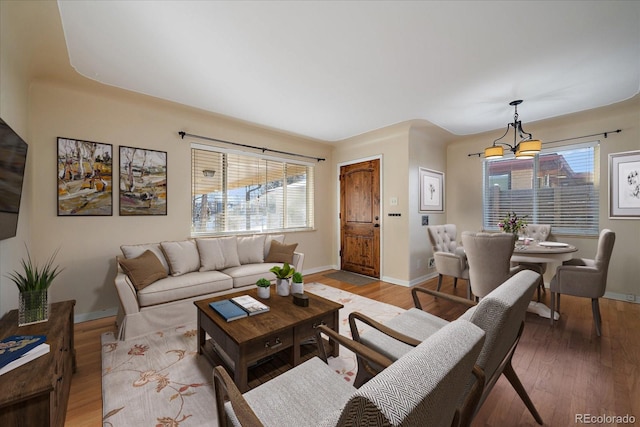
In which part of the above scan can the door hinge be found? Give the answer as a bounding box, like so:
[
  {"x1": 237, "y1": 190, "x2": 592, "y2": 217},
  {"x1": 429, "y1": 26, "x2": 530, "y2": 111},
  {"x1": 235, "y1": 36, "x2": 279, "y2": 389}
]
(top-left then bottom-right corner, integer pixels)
[{"x1": 339, "y1": 250, "x2": 342, "y2": 257}]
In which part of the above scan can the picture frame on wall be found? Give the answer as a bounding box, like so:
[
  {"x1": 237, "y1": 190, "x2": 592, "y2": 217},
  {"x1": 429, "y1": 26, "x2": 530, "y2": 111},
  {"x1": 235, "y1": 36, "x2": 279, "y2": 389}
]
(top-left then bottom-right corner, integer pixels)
[
  {"x1": 419, "y1": 167, "x2": 444, "y2": 212},
  {"x1": 57, "y1": 137, "x2": 113, "y2": 216},
  {"x1": 609, "y1": 150, "x2": 640, "y2": 219},
  {"x1": 119, "y1": 146, "x2": 167, "y2": 216}
]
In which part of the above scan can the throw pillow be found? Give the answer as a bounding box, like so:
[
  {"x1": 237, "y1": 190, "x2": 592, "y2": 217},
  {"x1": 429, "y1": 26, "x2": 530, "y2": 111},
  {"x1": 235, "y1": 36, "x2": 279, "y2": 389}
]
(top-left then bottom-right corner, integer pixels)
[
  {"x1": 263, "y1": 234, "x2": 285, "y2": 258},
  {"x1": 160, "y1": 240, "x2": 201, "y2": 276},
  {"x1": 118, "y1": 250, "x2": 168, "y2": 291},
  {"x1": 265, "y1": 240, "x2": 298, "y2": 264},
  {"x1": 120, "y1": 243, "x2": 170, "y2": 274},
  {"x1": 237, "y1": 235, "x2": 266, "y2": 264},
  {"x1": 196, "y1": 236, "x2": 241, "y2": 271}
]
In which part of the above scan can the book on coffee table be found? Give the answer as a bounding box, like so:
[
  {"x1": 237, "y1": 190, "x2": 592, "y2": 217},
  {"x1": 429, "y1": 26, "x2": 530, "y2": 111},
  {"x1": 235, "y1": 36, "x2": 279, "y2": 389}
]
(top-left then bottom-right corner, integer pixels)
[
  {"x1": 209, "y1": 299, "x2": 248, "y2": 322},
  {"x1": 231, "y1": 295, "x2": 270, "y2": 316},
  {"x1": 0, "y1": 335, "x2": 50, "y2": 375}
]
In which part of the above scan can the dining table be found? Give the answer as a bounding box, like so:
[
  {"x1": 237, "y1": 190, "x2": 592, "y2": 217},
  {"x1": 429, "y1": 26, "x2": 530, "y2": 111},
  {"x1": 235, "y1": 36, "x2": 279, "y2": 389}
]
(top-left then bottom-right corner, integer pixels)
[{"x1": 511, "y1": 240, "x2": 578, "y2": 320}]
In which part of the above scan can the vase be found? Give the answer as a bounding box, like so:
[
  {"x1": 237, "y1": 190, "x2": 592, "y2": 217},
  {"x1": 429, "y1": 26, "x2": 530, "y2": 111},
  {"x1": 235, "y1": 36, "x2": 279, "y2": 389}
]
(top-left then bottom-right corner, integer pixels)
[
  {"x1": 19, "y1": 289, "x2": 49, "y2": 326},
  {"x1": 276, "y1": 278, "x2": 290, "y2": 296},
  {"x1": 291, "y1": 281, "x2": 304, "y2": 295},
  {"x1": 257, "y1": 286, "x2": 271, "y2": 299}
]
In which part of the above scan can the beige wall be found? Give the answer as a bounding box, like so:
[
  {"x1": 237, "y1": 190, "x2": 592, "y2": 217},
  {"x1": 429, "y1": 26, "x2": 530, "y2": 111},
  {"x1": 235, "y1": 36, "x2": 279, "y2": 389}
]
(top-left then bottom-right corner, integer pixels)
[
  {"x1": 446, "y1": 95, "x2": 640, "y2": 298},
  {"x1": 22, "y1": 81, "x2": 333, "y2": 320},
  {"x1": 332, "y1": 121, "x2": 453, "y2": 285}
]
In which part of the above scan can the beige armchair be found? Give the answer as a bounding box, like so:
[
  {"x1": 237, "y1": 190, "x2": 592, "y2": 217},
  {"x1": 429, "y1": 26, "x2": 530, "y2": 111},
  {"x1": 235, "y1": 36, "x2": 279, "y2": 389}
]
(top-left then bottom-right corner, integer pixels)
[
  {"x1": 214, "y1": 319, "x2": 486, "y2": 427},
  {"x1": 348, "y1": 270, "x2": 543, "y2": 425},
  {"x1": 427, "y1": 224, "x2": 471, "y2": 299},
  {"x1": 461, "y1": 231, "x2": 525, "y2": 299},
  {"x1": 550, "y1": 229, "x2": 616, "y2": 336}
]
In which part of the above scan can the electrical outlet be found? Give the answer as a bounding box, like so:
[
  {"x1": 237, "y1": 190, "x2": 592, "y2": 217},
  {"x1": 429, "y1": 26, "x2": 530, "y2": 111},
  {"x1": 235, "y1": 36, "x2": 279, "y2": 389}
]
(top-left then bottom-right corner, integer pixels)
[
  {"x1": 626, "y1": 294, "x2": 636, "y2": 302},
  {"x1": 428, "y1": 257, "x2": 435, "y2": 268}
]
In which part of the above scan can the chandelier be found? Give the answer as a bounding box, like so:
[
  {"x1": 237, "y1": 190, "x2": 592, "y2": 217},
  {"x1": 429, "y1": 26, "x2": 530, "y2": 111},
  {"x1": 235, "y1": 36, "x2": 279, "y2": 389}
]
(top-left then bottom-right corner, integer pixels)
[{"x1": 484, "y1": 100, "x2": 542, "y2": 159}]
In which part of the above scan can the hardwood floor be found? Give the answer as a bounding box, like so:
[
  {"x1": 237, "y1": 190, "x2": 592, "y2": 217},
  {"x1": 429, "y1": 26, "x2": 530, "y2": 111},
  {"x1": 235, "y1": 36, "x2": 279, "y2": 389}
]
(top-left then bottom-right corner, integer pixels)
[{"x1": 64, "y1": 271, "x2": 640, "y2": 426}]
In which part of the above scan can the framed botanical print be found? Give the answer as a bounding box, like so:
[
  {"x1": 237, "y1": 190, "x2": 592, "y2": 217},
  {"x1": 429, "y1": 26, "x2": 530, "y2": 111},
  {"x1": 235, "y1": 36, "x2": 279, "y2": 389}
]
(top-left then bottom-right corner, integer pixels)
[
  {"x1": 119, "y1": 146, "x2": 167, "y2": 216},
  {"x1": 419, "y1": 167, "x2": 444, "y2": 212},
  {"x1": 57, "y1": 137, "x2": 113, "y2": 216},
  {"x1": 609, "y1": 150, "x2": 640, "y2": 219}
]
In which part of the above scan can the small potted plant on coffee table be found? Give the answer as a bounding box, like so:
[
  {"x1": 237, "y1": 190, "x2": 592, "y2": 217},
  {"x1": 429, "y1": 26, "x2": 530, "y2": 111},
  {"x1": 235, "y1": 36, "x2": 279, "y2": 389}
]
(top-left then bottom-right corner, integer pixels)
[
  {"x1": 256, "y1": 278, "x2": 271, "y2": 299},
  {"x1": 291, "y1": 271, "x2": 304, "y2": 295},
  {"x1": 269, "y1": 263, "x2": 295, "y2": 296}
]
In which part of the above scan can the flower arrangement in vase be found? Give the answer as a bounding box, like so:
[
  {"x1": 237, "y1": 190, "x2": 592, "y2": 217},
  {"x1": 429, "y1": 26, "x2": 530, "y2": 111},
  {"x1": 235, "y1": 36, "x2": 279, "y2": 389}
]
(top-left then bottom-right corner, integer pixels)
[
  {"x1": 291, "y1": 272, "x2": 304, "y2": 294},
  {"x1": 498, "y1": 212, "x2": 527, "y2": 235}
]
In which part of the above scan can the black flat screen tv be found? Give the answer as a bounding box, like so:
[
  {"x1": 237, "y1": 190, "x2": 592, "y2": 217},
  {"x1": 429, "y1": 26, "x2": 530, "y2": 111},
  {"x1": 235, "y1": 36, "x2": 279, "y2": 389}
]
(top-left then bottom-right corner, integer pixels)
[{"x1": 0, "y1": 117, "x2": 28, "y2": 241}]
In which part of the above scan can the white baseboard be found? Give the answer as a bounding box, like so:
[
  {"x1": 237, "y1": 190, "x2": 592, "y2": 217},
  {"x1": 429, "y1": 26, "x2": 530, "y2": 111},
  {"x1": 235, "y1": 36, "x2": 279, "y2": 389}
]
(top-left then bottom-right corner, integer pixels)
[
  {"x1": 74, "y1": 307, "x2": 118, "y2": 324},
  {"x1": 603, "y1": 291, "x2": 638, "y2": 304}
]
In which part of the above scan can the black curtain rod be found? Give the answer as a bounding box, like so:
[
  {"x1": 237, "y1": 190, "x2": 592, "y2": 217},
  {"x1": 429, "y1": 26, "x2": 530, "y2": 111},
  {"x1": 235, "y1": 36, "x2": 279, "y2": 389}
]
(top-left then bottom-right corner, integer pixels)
[
  {"x1": 178, "y1": 131, "x2": 326, "y2": 162},
  {"x1": 467, "y1": 129, "x2": 622, "y2": 157}
]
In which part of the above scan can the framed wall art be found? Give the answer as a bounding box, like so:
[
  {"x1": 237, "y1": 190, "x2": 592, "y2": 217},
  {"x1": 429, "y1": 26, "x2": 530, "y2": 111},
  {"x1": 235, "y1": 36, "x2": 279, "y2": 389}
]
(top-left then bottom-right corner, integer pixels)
[
  {"x1": 57, "y1": 137, "x2": 113, "y2": 216},
  {"x1": 419, "y1": 167, "x2": 444, "y2": 212},
  {"x1": 119, "y1": 146, "x2": 167, "y2": 216},
  {"x1": 609, "y1": 150, "x2": 640, "y2": 219}
]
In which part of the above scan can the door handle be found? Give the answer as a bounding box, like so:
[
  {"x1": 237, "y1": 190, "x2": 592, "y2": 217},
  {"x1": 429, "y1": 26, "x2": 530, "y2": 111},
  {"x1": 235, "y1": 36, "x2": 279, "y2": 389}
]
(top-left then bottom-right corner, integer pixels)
[{"x1": 374, "y1": 224, "x2": 380, "y2": 228}]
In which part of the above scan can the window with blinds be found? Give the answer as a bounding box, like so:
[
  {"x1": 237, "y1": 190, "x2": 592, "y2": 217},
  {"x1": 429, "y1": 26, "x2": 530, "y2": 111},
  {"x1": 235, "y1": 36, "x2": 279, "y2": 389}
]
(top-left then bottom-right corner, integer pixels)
[
  {"x1": 483, "y1": 142, "x2": 599, "y2": 236},
  {"x1": 191, "y1": 145, "x2": 314, "y2": 235}
]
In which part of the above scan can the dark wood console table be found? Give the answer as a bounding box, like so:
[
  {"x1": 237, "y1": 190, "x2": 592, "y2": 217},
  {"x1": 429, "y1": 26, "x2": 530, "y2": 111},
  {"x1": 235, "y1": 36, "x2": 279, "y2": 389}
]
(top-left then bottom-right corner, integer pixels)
[{"x1": 0, "y1": 300, "x2": 76, "y2": 427}]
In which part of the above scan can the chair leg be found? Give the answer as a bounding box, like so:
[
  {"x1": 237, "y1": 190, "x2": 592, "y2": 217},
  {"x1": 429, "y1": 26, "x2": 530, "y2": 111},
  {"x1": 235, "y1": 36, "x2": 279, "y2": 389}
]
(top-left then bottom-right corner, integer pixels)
[
  {"x1": 436, "y1": 274, "x2": 444, "y2": 291},
  {"x1": 550, "y1": 292, "x2": 555, "y2": 326},
  {"x1": 503, "y1": 362, "x2": 544, "y2": 425},
  {"x1": 453, "y1": 277, "x2": 458, "y2": 289},
  {"x1": 592, "y1": 298, "x2": 602, "y2": 337},
  {"x1": 467, "y1": 281, "x2": 472, "y2": 300}
]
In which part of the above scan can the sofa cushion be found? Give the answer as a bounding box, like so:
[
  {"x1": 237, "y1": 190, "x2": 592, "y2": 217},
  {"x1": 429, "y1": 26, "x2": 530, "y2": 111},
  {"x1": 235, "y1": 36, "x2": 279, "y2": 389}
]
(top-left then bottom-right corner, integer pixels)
[
  {"x1": 264, "y1": 234, "x2": 285, "y2": 258},
  {"x1": 197, "y1": 236, "x2": 241, "y2": 271},
  {"x1": 237, "y1": 235, "x2": 266, "y2": 265},
  {"x1": 161, "y1": 240, "x2": 201, "y2": 276},
  {"x1": 136, "y1": 270, "x2": 233, "y2": 307},
  {"x1": 265, "y1": 240, "x2": 298, "y2": 264},
  {"x1": 222, "y1": 263, "x2": 284, "y2": 288},
  {"x1": 121, "y1": 242, "x2": 170, "y2": 274},
  {"x1": 118, "y1": 250, "x2": 168, "y2": 291}
]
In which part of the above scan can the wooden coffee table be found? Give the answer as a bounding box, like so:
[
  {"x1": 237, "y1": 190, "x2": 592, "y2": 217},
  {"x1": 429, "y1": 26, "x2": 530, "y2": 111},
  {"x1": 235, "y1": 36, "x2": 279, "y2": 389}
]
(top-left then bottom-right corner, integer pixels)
[{"x1": 194, "y1": 288, "x2": 343, "y2": 392}]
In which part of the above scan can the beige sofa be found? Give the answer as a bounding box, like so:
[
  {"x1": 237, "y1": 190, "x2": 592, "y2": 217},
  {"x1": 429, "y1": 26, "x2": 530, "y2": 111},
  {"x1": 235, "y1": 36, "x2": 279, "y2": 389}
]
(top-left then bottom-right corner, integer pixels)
[{"x1": 114, "y1": 234, "x2": 304, "y2": 340}]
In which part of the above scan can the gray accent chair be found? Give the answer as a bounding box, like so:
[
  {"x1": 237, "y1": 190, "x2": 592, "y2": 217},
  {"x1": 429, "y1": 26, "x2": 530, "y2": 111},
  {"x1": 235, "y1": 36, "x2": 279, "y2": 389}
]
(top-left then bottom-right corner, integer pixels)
[
  {"x1": 349, "y1": 270, "x2": 543, "y2": 425},
  {"x1": 213, "y1": 319, "x2": 486, "y2": 427},
  {"x1": 461, "y1": 231, "x2": 524, "y2": 299},
  {"x1": 427, "y1": 224, "x2": 471, "y2": 299},
  {"x1": 550, "y1": 228, "x2": 615, "y2": 336},
  {"x1": 513, "y1": 224, "x2": 552, "y2": 301}
]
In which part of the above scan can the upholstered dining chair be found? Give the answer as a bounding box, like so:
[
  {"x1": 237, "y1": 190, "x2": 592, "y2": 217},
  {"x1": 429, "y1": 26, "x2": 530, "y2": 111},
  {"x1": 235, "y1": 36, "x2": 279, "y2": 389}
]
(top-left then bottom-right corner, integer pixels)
[
  {"x1": 427, "y1": 224, "x2": 471, "y2": 299},
  {"x1": 550, "y1": 228, "x2": 615, "y2": 336},
  {"x1": 214, "y1": 319, "x2": 486, "y2": 427},
  {"x1": 461, "y1": 231, "x2": 525, "y2": 299},
  {"x1": 348, "y1": 270, "x2": 543, "y2": 425},
  {"x1": 514, "y1": 224, "x2": 552, "y2": 301}
]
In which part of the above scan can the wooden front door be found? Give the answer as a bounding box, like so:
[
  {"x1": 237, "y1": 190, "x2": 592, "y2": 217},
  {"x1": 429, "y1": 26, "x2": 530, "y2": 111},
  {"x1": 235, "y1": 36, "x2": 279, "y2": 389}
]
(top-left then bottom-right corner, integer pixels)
[{"x1": 340, "y1": 159, "x2": 380, "y2": 278}]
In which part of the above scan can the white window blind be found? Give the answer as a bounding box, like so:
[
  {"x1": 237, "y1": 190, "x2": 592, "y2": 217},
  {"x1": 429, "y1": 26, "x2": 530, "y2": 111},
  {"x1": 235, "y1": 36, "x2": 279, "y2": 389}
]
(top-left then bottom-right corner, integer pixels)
[
  {"x1": 483, "y1": 142, "x2": 599, "y2": 236},
  {"x1": 191, "y1": 145, "x2": 314, "y2": 235}
]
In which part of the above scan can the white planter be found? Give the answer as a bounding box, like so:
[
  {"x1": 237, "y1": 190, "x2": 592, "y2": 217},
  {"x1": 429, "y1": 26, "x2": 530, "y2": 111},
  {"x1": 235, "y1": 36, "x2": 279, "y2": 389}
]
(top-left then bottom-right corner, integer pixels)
[
  {"x1": 276, "y1": 278, "x2": 291, "y2": 296},
  {"x1": 291, "y1": 281, "x2": 304, "y2": 294},
  {"x1": 257, "y1": 286, "x2": 270, "y2": 299}
]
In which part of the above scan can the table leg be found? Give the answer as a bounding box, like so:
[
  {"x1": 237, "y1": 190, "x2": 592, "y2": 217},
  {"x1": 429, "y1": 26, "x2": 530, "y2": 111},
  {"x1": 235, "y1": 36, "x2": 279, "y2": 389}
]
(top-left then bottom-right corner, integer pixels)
[{"x1": 197, "y1": 311, "x2": 204, "y2": 355}]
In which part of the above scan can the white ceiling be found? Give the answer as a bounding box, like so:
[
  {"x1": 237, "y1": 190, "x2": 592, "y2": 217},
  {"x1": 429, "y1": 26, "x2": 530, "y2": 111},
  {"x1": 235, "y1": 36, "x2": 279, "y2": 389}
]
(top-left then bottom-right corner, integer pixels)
[{"x1": 57, "y1": 1, "x2": 640, "y2": 142}]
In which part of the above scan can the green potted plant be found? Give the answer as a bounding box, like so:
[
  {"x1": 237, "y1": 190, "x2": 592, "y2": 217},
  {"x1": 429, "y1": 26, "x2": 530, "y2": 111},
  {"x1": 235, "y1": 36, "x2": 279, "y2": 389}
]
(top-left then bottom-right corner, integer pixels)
[
  {"x1": 291, "y1": 271, "x2": 304, "y2": 294},
  {"x1": 256, "y1": 277, "x2": 271, "y2": 299},
  {"x1": 7, "y1": 247, "x2": 63, "y2": 326},
  {"x1": 269, "y1": 263, "x2": 295, "y2": 296}
]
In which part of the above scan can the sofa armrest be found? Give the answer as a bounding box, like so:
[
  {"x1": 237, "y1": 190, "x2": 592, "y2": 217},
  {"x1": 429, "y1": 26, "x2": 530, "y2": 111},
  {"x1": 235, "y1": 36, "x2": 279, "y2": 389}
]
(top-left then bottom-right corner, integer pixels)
[
  {"x1": 292, "y1": 251, "x2": 304, "y2": 274},
  {"x1": 114, "y1": 257, "x2": 141, "y2": 315}
]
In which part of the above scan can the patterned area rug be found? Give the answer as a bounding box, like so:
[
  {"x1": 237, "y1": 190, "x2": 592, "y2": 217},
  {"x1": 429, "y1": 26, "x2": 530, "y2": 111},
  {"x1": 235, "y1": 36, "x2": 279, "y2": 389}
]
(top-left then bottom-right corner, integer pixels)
[{"x1": 101, "y1": 283, "x2": 404, "y2": 426}]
